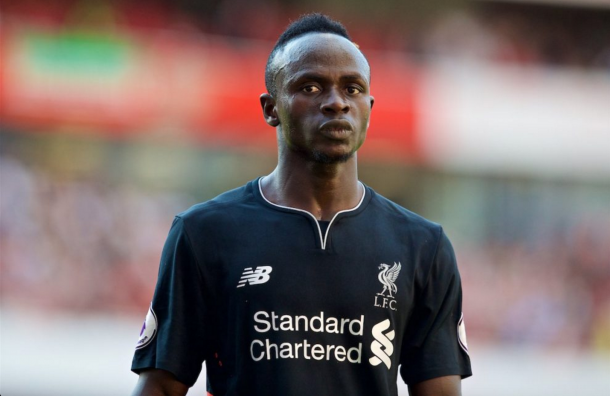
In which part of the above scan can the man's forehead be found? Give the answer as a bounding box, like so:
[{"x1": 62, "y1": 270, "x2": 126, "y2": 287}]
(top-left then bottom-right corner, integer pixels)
[{"x1": 271, "y1": 33, "x2": 369, "y2": 78}]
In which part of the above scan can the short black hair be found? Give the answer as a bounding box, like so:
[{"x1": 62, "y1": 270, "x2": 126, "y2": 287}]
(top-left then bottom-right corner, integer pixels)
[{"x1": 265, "y1": 14, "x2": 352, "y2": 97}]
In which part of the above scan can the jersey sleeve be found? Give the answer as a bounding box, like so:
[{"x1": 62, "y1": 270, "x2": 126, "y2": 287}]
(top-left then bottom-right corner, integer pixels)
[
  {"x1": 131, "y1": 216, "x2": 210, "y2": 387},
  {"x1": 399, "y1": 228, "x2": 472, "y2": 385}
]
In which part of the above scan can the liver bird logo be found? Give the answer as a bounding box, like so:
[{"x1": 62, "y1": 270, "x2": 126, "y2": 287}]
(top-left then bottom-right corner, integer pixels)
[{"x1": 377, "y1": 262, "x2": 401, "y2": 298}]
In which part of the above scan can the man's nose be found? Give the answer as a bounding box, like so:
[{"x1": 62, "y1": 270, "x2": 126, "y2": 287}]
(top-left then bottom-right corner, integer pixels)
[{"x1": 320, "y1": 88, "x2": 350, "y2": 114}]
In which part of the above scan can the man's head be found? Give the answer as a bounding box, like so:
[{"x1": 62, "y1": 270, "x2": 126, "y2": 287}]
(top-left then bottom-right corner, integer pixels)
[
  {"x1": 261, "y1": 14, "x2": 374, "y2": 164},
  {"x1": 265, "y1": 14, "x2": 362, "y2": 98}
]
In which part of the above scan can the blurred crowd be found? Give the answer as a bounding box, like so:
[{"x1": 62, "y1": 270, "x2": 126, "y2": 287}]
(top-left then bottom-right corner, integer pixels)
[
  {"x1": 2, "y1": 155, "x2": 609, "y2": 352},
  {"x1": 422, "y1": 6, "x2": 610, "y2": 69},
  {"x1": 3, "y1": 0, "x2": 610, "y2": 70},
  {"x1": 0, "y1": 155, "x2": 190, "y2": 314},
  {"x1": 460, "y1": 235, "x2": 610, "y2": 351}
]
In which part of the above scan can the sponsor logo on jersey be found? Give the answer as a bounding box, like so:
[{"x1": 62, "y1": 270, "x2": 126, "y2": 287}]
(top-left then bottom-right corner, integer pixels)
[
  {"x1": 249, "y1": 311, "x2": 364, "y2": 363},
  {"x1": 237, "y1": 266, "x2": 273, "y2": 288},
  {"x1": 457, "y1": 312, "x2": 469, "y2": 354},
  {"x1": 369, "y1": 319, "x2": 395, "y2": 369},
  {"x1": 247, "y1": 312, "x2": 400, "y2": 369},
  {"x1": 136, "y1": 305, "x2": 157, "y2": 350},
  {"x1": 374, "y1": 262, "x2": 401, "y2": 311}
]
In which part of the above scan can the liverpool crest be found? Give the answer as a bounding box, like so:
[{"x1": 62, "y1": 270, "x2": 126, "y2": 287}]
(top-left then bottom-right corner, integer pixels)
[{"x1": 374, "y1": 262, "x2": 401, "y2": 311}]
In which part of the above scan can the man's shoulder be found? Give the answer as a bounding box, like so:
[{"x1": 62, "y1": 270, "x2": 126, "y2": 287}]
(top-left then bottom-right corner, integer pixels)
[
  {"x1": 177, "y1": 180, "x2": 257, "y2": 223},
  {"x1": 367, "y1": 187, "x2": 442, "y2": 234}
]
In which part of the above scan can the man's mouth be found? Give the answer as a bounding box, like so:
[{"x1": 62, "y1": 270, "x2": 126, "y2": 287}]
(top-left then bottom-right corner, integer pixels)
[
  {"x1": 320, "y1": 128, "x2": 352, "y2": 140},
  {"x1": 320, "y1": 120, "x2": 354, "y2": 139}
]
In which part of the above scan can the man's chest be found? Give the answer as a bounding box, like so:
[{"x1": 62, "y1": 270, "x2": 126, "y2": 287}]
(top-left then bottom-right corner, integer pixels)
[
  {"x1": 215, "y1": 222, "x2": 418, "y2": 318},
  {"x1": 203, "y1": 222, "x2": 428, "y2": 370}
]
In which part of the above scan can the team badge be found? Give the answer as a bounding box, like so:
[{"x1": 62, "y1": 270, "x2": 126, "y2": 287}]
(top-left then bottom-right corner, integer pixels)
[
  {"x1": 457, "y1": 312, "x2": 469, "y2": 354},
  {"x1": 374, "y1": 262, "x2": 401, "y2": 311},
  {"x1": 136, "y1": 305, "x2": 158, "y2": 350}
]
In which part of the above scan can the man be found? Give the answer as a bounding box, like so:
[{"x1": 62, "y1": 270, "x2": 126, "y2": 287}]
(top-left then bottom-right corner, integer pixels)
[{"x1": 131, "y1": 14, "x2": 472, "y2": 396}]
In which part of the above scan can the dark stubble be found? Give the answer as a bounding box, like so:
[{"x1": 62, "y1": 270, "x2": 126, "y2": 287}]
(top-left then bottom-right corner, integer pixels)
[{"x1": 311, "y1": 149, "x2": 354, "y2": 164}]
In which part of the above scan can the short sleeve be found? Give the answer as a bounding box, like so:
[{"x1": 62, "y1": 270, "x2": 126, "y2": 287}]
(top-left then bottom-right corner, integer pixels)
[
  {"x1": 399, "y1": 229, "x2": 472, "y2": 385},
  {"x1": 131, "y1": 216, "x2": 210, "y2": 387}
]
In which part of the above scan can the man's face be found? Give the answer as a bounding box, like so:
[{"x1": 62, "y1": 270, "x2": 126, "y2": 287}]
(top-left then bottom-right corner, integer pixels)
[{"x1": 271, "y1": 33, "x2": 374, "y2": 164}]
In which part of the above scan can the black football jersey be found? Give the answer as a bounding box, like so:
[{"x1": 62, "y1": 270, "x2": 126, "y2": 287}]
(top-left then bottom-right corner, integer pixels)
[{"x1": 131, "y1": 178, "x2": 472, "y2": 395}]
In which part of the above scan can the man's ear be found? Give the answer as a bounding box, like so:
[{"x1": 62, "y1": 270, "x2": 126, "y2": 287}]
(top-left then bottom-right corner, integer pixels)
[
  {"x1": 366, "y1": 95, "x2": 375, "y2": 129},
  {"x1": 260, "y1": 93, "x2": 280, "y2": 127}
]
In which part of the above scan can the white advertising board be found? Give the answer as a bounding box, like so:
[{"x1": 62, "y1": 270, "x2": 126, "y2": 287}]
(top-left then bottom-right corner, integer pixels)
[{"x1": 419, "y1": 60, "x2": 610, "y2": 180}]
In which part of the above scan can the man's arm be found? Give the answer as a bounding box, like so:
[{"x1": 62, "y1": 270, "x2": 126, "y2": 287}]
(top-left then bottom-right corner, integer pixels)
[
  {"x1": 408, "y1": 375, "x2": 462, "y2": 396},
  {"x1": 131, "y1": 368, "x2": 189, "y2": 396}
]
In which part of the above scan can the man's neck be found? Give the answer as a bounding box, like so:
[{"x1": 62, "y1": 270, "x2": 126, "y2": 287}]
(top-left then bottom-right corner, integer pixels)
[{"x1": 261, "y1": 157, "x2": 362, "y2": 221}]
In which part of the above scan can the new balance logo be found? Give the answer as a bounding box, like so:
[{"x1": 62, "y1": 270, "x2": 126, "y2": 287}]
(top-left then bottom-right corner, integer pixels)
[
  {"x1": 237, "y1": 266, "x2": 273, "y2": 288},
  {"x1": 369, "y1": 319, "x2": 395, "y2": 369}
]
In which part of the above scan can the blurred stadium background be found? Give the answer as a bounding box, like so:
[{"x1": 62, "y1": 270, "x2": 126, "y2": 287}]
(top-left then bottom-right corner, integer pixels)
[{"x1": 1, "y1": 0, "x2": 609, "y2": 395}]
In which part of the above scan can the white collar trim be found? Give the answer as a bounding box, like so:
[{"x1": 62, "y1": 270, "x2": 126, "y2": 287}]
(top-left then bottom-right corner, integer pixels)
[{"x1": 258, "y1": 177, "x2": 366, "y2": 250}]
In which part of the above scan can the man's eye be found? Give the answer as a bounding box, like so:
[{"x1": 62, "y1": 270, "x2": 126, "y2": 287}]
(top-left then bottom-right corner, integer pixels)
[
  {"x1": 302, "y1": 85, "x2": 320, "y2": 93},
  {"x1": 347, "y1": 86, "x2": 362, "y2": 94}
]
